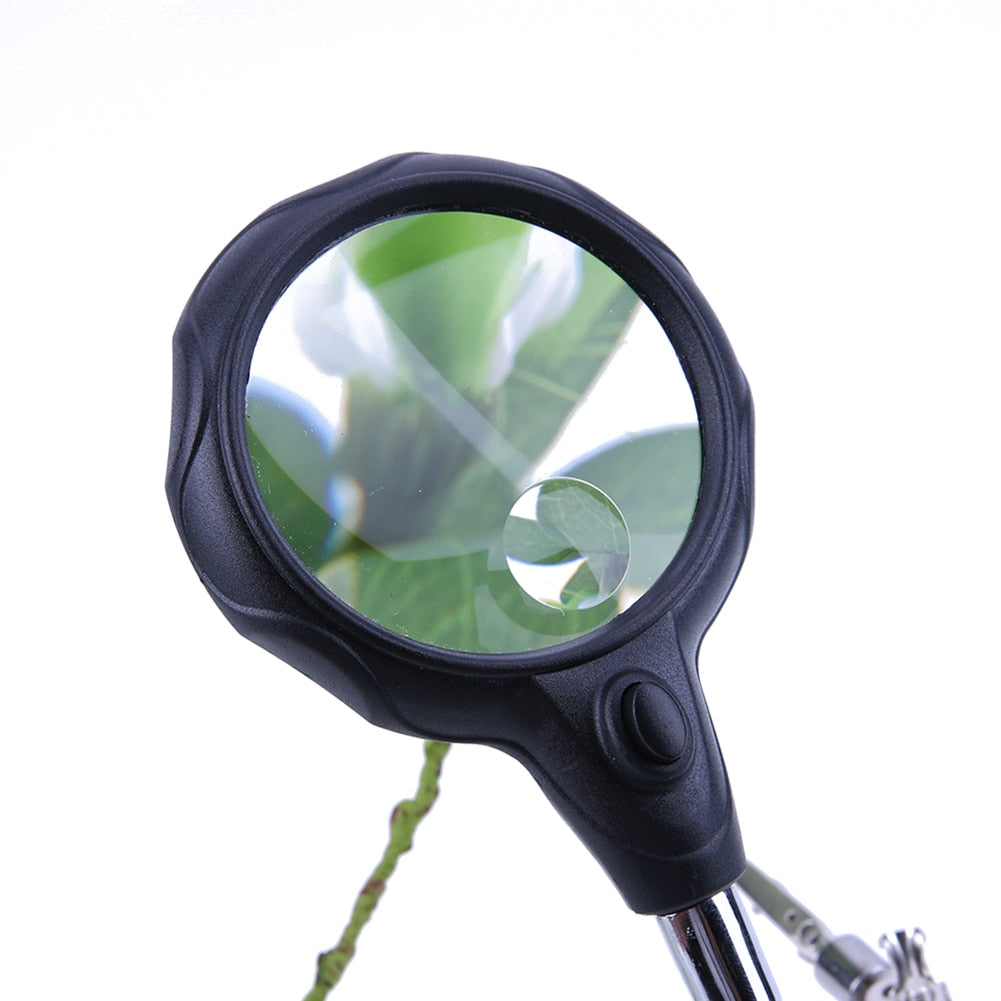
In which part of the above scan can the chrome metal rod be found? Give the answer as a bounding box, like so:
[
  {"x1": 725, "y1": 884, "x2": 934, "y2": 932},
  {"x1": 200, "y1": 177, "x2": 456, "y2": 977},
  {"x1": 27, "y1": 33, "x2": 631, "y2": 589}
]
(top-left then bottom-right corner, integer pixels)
[{"x1": 658, "y1": 887, "x2": 782, "y2": 1001}]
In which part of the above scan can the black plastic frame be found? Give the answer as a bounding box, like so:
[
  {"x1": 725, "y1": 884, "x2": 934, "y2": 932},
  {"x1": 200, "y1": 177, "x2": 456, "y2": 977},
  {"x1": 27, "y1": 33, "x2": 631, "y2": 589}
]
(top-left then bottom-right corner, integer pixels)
[{"x1": 167, "y1": 153, "x2": 754, "y2": 915}]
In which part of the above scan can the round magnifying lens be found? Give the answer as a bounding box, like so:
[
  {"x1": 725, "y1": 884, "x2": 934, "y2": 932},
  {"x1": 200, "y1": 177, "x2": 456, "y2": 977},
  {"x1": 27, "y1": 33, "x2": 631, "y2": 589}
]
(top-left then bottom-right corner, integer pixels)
[{"x1": 246, "y1": 211, "x2": 701, "y2": 654}]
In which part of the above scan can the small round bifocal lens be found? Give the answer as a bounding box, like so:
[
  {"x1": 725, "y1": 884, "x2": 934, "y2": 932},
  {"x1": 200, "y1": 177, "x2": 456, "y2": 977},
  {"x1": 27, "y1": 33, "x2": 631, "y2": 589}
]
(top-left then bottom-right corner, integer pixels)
[
  {"x1": 503, "y1": 478, "x2": 630, "y2": 612},
  {"x1": 246, "y1": 211, "x2": 701, "y2": 654}
]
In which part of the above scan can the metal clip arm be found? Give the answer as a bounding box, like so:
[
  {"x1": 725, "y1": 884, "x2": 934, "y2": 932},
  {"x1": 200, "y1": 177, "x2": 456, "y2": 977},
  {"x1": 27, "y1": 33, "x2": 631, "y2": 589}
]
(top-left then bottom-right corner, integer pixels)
[{"x1": 736, "y1": 862, "x2": 951, "y2": 1001}]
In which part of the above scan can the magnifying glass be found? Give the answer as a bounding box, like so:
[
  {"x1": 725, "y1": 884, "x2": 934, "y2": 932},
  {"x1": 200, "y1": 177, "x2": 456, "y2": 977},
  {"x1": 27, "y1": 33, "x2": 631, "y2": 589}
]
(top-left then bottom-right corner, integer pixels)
[{"x1": 167, "y1": 154, "x2": 766, "y2": 997}]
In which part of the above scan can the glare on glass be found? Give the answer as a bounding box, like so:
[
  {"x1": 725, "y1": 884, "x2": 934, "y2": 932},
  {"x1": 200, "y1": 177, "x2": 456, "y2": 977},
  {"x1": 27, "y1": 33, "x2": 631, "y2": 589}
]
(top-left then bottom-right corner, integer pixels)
[{"x1": 246, "y1": 211, "x2": 701, "y2": 654}]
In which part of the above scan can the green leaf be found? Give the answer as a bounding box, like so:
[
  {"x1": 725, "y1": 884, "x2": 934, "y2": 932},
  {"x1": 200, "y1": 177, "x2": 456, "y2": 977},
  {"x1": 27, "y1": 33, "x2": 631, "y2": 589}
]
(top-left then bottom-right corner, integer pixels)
[
  {"x1": 493, "y1": 250, "x2": 641, "y2": 463},
  {"x1": 561, "y1": 425, "x2": 701, "y2": 591},
  {"x1": 535, "y1": 477, "x2": 629, "y2": 559},
  {"x1": 502, "y1": 515, "x2": 580, "y2": 567},
  {"x1": 347, "y1": 212, "x2": 531, "y2": 394},
  {"x1": 562, "y1": 425, "x2": 701, "y2": 532}
]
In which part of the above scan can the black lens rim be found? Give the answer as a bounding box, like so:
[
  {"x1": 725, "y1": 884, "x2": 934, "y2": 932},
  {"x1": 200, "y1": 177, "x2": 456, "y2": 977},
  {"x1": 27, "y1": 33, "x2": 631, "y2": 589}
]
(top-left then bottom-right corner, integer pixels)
[{"x1": 204, "y1": 153, "x2": 748, "y2": 677}]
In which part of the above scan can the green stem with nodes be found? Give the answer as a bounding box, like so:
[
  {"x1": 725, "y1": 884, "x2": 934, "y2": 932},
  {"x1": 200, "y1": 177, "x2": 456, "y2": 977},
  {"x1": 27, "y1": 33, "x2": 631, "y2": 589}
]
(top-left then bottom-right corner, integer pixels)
[{"x1": 302, "y1": 740, "x2": 452, "y2": 1000}]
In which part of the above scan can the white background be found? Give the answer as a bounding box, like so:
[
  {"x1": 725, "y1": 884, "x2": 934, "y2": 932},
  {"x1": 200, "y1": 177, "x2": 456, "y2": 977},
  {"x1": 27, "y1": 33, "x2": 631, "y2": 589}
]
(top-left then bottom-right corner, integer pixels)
[{"x1": 2, "y1": 2, "x2": 997, "y2": 998}]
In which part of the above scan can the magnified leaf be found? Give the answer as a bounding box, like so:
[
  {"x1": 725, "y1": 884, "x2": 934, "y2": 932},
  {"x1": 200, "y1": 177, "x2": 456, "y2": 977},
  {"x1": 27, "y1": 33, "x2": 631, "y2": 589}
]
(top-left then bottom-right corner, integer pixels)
[
  {"x1": 494, "y1": 250, "x2": 641, "y2": 463},
  {"x1": 347, "y1": 212, "x2": 531, "y2": 394},
  {"x1": 535, "y1": 478, "x2": 629, "y2": 559},
  {"x1": 562, "y1": 425, "x2": 701, "y2": 532},
  {"x1": 501, "y1": 515, "x2": 579, "y2": 567},
  {"x1": 561, "y1": 425, "x2": 701, "y2": 591},
  {"x1": 318, "y1": 546, "x2": 484, "y2": 650}
]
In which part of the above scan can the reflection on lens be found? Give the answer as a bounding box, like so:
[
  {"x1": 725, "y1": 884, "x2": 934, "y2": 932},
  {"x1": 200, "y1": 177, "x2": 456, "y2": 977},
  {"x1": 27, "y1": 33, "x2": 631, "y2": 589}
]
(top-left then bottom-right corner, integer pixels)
[
  {"x1": 247, "y1": 211, "x2": 700, "y2": 654},
  {"x1": 503, "y1": 478, "x2": 629, "y2": 611}
]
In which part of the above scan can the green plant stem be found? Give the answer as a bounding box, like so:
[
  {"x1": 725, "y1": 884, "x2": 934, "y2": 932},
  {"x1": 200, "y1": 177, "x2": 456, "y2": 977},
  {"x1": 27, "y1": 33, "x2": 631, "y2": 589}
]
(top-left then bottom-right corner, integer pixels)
[{"x1": 302, "y1": 740, "x2": 451, "y2": 1000}]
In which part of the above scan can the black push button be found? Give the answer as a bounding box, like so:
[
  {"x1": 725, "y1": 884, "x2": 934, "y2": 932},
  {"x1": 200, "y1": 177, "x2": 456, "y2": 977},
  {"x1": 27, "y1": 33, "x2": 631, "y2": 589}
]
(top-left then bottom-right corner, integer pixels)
[{"x1": 621, "y1": 682, "x2": 688, "y2": 764}]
